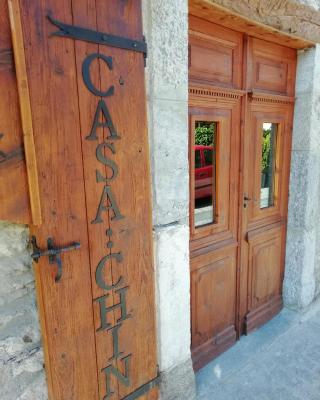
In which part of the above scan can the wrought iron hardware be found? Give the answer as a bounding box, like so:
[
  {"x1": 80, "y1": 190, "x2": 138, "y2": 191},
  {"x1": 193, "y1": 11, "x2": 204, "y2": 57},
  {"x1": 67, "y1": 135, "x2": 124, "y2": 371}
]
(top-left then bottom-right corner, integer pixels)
[
  {"x1": 122, "y1": 374, "x2": 161, "y2": 400},
  {"x1": 31, "y1": 236, "x2": 80, "y2": 282},
  {"x1": 48, "y1": 15, "x2": 147, "y2": 61},
  {"x1": 243, "y1": 195, "x2": 252, "y2": 209},
  {"x1": 0, "y1": 133, "x2": 24, "y2": 165}
]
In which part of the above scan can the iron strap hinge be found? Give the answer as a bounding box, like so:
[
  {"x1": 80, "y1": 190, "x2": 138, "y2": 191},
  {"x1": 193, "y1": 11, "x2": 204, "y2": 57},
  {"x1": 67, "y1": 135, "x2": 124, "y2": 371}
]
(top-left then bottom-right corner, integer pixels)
[
  {"x1": 121, "y1": 374, "x2": 161, "y2": 400},
  {"x1": 31, "y1": 236, "x2": 80, "y2": 282},
  {"x1": 48, "y1": 15, "x2": 147, "y2": 63}
]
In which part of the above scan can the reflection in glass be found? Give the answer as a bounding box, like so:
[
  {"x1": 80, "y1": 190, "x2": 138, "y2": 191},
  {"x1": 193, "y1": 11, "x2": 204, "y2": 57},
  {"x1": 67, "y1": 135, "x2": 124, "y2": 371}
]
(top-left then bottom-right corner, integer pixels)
[
  {"x1": 260, "y1": 122, "x2": 277, "y2": 209},
  {"x1": 194, "y1": 121, "x2": 217, "y2": 227}
]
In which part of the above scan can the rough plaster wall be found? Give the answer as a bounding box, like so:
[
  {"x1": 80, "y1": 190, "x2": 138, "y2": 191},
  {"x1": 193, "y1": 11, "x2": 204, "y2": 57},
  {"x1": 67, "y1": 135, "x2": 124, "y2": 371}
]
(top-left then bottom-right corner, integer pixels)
[
  {"x1": 0, "y1": 222, "x2": 47, "y2": 400},
  {"x1": 142, "y1": 0, "x2": 196, "y2": 399},
  {"x1": 284, "y1": 45, "x2": 320, "y2": 309},
  {"x1": 207, "y1": 0, "x2": 320, "y2": 43}
]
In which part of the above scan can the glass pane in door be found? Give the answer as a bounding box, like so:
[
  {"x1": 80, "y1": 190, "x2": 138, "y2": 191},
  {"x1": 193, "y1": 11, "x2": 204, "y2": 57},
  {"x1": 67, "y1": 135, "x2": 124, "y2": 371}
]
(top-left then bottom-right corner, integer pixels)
[
  {"x1": 194, "y1": 121, "x2": 217, "y2": 227},
  {"x1": 260, "y1": 122, "x2": 278, "y2": 209}
]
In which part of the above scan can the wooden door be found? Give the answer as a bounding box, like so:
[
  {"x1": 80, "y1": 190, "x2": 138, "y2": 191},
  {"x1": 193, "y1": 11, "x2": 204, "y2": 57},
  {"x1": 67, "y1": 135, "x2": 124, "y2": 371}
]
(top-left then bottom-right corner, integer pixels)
[
  {"x1": 7, "y1": 1, "x2": 158, "y2": 399},
  {"x1": 189, "y1": 16, "x2": 296, "y2": 370},
  {"x1": 240, "y1": 38, "x2": 296, "y2": 334},
  {"x1": 189, "y1": 16, "x2": 243, "y2": 370}
]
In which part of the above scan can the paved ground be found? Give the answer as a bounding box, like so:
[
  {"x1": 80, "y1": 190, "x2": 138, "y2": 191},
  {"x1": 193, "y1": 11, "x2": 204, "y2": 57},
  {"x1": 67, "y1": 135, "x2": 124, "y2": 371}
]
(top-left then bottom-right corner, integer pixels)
[{"x1": 196, "y1": 302, "x2": 320, "y2": 400}]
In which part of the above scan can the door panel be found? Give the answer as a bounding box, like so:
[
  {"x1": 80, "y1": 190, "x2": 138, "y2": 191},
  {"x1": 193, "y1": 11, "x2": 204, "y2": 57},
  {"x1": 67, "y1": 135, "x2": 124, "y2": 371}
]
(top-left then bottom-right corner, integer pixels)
[
  {"x1": 189, "y1": 83, "x2": 242, "y2": 368},
  {"x1": 189, "y1": 86, "x2": 242, "y2": 254},
  {"x1": 240, "y1": 96, "x2": 293, "y2": 334},
  {"x1": 189, "y1": 16, "x2": 243, "y2": 88},
  {"x1": 247, "y1": 224, "x2": 284, "y2": 305},
  {"x1": 244, "y1": 101, "x2": 293, "y2": 227},
  {"x1": 244, "y1": 223, "x2": 285, "y2": 334},
  {"x1": 247, "y1": 37, "x2": 297, "y2": 96},
  {"x1": 191, "y1": 245, "x2": 237, "y2": 370}
]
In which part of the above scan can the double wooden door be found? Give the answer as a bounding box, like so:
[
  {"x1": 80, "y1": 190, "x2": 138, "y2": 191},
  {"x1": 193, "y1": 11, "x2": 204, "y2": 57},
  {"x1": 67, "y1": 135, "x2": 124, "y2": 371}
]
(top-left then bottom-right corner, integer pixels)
[
  {"x1": 189, "y1": 15, "x2": 296, "y2": 370},
  {"x1": 4, "y1": 1, "x2": 159, "y2": 399}
]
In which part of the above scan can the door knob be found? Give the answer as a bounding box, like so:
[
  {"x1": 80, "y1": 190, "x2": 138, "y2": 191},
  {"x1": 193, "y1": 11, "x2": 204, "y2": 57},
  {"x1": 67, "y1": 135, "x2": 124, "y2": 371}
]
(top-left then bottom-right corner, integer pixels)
[{"x1": 31, "y1": 236, "x2": 80, "y2": 282}]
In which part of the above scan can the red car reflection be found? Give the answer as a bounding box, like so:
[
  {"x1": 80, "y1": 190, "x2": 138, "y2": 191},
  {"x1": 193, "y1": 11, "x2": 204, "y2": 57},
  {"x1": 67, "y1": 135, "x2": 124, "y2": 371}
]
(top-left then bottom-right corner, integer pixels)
[{"x1": 195, "y1": 145, "x2": 214, "y2": 200}]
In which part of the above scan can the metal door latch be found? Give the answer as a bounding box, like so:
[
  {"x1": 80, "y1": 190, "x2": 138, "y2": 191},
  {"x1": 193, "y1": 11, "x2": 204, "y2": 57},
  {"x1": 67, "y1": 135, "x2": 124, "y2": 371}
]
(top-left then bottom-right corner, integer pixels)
[{"x1": 31, "y1": 236, "x2": 80, "y2": 282}]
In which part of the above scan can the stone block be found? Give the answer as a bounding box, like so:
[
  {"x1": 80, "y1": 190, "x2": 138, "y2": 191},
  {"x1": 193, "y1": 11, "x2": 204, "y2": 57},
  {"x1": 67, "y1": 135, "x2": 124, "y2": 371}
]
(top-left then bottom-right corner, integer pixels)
[
  {"x1": 17, "y1": 373, "x2": 48, "y2": 400},
  {"x1": 0, "y1": 222, "x2": 46, "y2": 399},
  {"x1": 149, "y1": 98, "x2": 189, "y2": 225},
  {"x1": 0, "y1": 349, "x2": 46, "y2": 400},
  {"x1": 0, "y1": 222, "x2": 30, "y2": 258},
  {"x1": 284, "y1": 228, "x2": 317, "y2": 309},
  {"x1": 287, "y1": 151, "x2": 320, "y2": 230},
  {"x1": 160, "y1": 358, "x2": 196, "y2": 400},
  {"x1": 295, "y1": 47, "x2": 317, "y2": 95},
  {"x1": 0, "y1": 257, "x2": 35, "y2": 307},
  {"x1": 293, "y1": 90, "x2": 320, "y2": 152},
  {"x1": 292, "y1": 94, "x2": 312, "y2": 151},
  {"x1": 314, "y1": 223, "x2": 320, "y2": 297},
  {"x1": 143, "y1": 0, "x2": 188, "y2": 102},
  {"x1": 203, "y1": 1, "x2": 320, "y2": 45},
  {"x1": 153, "y1": 224, "x2": 191, "y2": 371}
]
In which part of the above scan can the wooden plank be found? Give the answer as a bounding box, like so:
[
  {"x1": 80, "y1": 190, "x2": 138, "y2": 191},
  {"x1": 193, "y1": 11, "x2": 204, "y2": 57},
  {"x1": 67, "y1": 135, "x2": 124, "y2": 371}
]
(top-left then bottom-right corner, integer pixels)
[
  {"x1": 0, "y1": 0, "x2": 30, "y2": 224},
  {"x1": 189, "y1": 0, "x2": 314, "y2": 50},
  {"x1": 8, "y1": 0, "x2": 42, "y2": 225},
  {"x1": 16, "y1": 0, "x2": 100, "y2": 398},
  {"x1": 70, "y1": 1, "x2": 120, "y2": 397},
  {"x1": 15, "y1": 0, "x2": 158, "y2": 398},
  {"x1": 94, "y1": 2, "x2": 158, "y2": 398}
]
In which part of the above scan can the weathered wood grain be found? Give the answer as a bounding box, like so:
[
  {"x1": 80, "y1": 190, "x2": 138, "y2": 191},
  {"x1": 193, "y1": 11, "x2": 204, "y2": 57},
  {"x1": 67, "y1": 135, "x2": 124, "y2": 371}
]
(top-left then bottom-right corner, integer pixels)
[{"x1": 0, "y1": 0, "x2": 31, "y2": 224}]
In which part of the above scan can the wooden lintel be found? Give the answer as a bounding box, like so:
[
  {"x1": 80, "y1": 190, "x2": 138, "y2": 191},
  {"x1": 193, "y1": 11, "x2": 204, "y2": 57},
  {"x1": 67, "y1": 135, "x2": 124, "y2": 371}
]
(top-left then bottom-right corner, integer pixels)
[{"x1": 189, "y1": 0, "x2": 315, "y2": 50}]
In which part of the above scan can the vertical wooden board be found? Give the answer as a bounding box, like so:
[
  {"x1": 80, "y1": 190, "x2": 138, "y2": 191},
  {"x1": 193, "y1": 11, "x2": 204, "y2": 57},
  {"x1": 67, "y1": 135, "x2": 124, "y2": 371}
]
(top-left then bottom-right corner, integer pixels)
[
  {"x1": 17, "y1": 0, "x2": 99, "y2": 399},
  {"x1": 70, "y1": 1, "x2": 119, "y2": 398},
  {"x1": 95, "y1": 1, "x2": 158, "y2": 398},
  {"x1": 0, "y1": 0, "x2": 31, "y2": 224},
  {"x1": 8, "y1": 0, "x2": 42, "y2": 225},
  {"x1": 14, "y1": 0, "x2": 158, "y2": 398}
]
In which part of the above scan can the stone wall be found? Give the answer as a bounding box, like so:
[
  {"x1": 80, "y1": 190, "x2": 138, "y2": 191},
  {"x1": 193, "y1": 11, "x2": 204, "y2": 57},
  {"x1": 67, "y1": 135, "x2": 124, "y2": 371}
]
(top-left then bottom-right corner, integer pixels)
[
  {"x1": 207, "y1": 0, "x2": 320, "y2": 43},
  {"x1": 0, "y1": 222, "x2": 47, "y2": 400}
]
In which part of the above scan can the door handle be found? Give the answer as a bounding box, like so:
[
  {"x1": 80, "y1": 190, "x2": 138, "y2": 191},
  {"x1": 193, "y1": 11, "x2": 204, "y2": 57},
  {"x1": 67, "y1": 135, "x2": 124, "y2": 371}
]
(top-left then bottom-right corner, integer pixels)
[
  {"x1": 31, "y1": 236, "x2": 80, "y2": 282},
  {"x1": 243, "y1": 195, "x2": 252, "y2": 208}
]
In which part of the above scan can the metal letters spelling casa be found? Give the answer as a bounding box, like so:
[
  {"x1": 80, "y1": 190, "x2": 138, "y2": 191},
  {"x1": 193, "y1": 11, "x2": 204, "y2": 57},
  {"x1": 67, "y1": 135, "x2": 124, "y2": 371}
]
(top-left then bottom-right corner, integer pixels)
[{"x1": 49, "y1": 16, "x2": 159, "y2": 400}]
